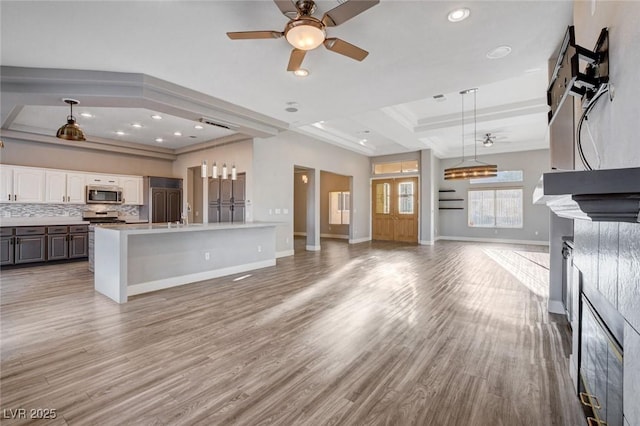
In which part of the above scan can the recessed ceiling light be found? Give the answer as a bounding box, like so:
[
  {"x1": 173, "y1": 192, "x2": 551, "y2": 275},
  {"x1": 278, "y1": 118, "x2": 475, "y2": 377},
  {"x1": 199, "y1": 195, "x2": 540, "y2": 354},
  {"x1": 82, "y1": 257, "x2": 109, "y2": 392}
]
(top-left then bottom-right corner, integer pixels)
[
  {"x1": 80, "y1": 112, "x2": 93, "y2": 118},
  {"x1": 447, "y1": 8, "x2": 470, "y2": 22},
  {"x1": 285, "y1": 107, "x2": 298, "y2": 113},
  {"x1": 486, "y1": 45, "x2": 512, "y2": 59},
  {"x1": 115, "y1": 131, "x2": 125, "y2": 136},
  {"x1": 359, "y1": 139, "x2": 367, "y2": 146},
  {"x1": 293, "y1": 69, "x2": 309, "y2": 77},
  {"x1": 155, "y1": 138, "x2": 163, "y2": 143},
  {"x1": 194, "y1": 124, "x2": 204, "y2": 130},
  {"x1": 174, "y1": 131, "x2": 182, "y2": 136},
  {"x1": 131, "y1": 123, "x2": 143, "y2": 128},
  {"x1": 151, "y1": 114, "x2": 163, "y2": 120}
]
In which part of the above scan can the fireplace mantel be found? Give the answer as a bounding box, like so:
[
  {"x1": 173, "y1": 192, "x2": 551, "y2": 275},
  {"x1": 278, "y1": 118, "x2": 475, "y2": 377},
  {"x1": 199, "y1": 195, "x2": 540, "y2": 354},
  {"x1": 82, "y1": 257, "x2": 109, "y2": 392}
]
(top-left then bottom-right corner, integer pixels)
[{"x1": 533, "y1": 167, "x2": 640, "y2": 222}]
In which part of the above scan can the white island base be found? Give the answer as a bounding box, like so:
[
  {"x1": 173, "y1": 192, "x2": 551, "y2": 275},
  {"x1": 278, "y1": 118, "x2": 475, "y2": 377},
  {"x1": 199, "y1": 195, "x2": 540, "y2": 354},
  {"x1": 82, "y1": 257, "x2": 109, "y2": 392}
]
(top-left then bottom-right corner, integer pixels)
[{"x1": 94, "y1": 222, "x2": 277, "y2": 303}]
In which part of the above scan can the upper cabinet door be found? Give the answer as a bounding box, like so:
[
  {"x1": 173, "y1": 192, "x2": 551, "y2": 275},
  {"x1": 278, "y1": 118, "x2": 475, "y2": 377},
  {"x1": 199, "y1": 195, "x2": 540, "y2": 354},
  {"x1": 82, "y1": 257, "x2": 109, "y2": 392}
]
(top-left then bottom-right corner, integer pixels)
[
  {"x1": 120, "y1": 176, "x2": 142, "y2": 205},
  {"x1": 66, "y1": 173, "x2": 86, "y2": 204},
  {"x1": 13, "y1": 167, "x2": 45, "y2": 203},
  {"x1": 45, "y1": 171, "x2": 67, "y2": 203},
  {"x1": 86, "y1": 174, "x2": 119, "y2": 186},
  {"x1": 0, "y1": 166, "x2": 14, "y2": 203}
]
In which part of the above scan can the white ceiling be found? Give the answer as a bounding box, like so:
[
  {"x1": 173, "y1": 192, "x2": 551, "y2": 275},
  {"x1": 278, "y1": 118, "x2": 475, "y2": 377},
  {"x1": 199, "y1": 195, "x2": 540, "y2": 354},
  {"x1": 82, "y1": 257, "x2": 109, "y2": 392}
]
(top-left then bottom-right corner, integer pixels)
[{"x1": 0, "y1": 0, "x2": 573, "y2": 158}]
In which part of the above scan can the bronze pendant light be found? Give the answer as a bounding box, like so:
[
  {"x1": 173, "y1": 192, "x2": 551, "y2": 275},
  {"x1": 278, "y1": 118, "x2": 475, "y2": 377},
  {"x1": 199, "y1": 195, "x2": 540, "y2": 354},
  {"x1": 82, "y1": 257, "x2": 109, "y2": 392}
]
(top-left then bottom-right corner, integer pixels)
[
  {"x1": 444, "y1": 88, "x2": 497, "y2": 180},
  {"x1": 56, "y1": 98, "x2": 86, "y2": 141}
]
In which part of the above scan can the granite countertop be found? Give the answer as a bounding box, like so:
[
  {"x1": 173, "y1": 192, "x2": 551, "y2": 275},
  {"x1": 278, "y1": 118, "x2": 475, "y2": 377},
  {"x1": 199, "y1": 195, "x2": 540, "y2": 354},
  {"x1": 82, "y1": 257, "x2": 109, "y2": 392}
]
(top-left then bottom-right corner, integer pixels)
[{"x1": 0, "y1": 217, "x2": 90, "y2": 227}]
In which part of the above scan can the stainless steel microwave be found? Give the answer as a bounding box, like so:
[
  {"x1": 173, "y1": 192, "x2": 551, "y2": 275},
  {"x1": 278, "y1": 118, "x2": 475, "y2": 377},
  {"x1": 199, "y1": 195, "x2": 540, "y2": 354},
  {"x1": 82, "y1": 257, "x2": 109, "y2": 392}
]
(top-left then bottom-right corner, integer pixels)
[{"x1": 86, "y1": 185, "x2": 123, "y2": 204}]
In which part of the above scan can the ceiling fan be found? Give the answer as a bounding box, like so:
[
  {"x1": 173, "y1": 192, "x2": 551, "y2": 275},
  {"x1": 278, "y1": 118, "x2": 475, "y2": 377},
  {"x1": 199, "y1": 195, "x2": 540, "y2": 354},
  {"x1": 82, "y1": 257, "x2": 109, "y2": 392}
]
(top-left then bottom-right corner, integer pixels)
[
  {"x1": 478, "y1": 132, "x2": 508, "y2": 147},
  {"x1": 227, "y1": 0, "x2": 380, "y2": 72}
]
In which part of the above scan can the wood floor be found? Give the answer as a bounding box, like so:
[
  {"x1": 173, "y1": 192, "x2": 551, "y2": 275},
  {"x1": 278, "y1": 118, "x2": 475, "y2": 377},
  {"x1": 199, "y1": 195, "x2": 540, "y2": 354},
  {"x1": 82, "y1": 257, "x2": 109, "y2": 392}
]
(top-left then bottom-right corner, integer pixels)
[{"x1": 0, "y1": 239, "x2": 585, "y2": 425}]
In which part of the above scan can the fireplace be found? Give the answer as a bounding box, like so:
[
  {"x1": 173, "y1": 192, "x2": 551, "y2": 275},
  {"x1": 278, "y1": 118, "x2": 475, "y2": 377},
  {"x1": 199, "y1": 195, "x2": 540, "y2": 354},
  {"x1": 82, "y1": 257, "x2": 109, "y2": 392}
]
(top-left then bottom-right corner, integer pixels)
[{"x1": 578, "y1": 291, "x2": 623, "y2": 426}]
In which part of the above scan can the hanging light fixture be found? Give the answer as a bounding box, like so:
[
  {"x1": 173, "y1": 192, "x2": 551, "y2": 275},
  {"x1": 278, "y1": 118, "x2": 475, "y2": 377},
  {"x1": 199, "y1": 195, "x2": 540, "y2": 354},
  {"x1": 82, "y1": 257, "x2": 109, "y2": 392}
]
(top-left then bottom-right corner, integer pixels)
[
  {"x1": 444, "y1": 88, "x2": 497, "y2": 180},
  {"x1": 56, "y1": 98, "x2": 86, "y2": 141}
]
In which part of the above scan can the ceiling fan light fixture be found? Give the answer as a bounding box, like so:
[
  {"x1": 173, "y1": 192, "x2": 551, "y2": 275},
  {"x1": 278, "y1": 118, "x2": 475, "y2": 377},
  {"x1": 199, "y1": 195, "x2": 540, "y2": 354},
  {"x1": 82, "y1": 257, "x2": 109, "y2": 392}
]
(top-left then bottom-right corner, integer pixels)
[
  {"x1": 56, "y1": 98, "x2": 86, "y2": 142},
  {"x1": 483, "y1": 138, "x2": 494, "y2": 147},
  {"x1": 293, "y1": 68, "x2": 309, "y2": 77},
  {"x1": 285, "y1": 19, "x2": 326, "y2": 50}
]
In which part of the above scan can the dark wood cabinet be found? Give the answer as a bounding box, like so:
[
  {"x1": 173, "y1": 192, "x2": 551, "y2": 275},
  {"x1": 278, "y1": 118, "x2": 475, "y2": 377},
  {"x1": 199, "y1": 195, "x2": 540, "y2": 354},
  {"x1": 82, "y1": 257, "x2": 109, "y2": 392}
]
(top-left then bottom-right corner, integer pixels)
[
  {"x1": 151, "y1": 188, "x2": 182, "y2": 223},
  {"x1": 2, "y1": 225, "x2": 88, "y2": 266},
  {"x1": 47, "y1": 234, "x2": 69, "y2": 260},
  {"x1": 1, "y1": 235, "x2": 14, "y2": 266},
  {"x1": 69, "y1": 232, "x2": 88, "y2": 258},
  {"x1": 208, "y1": 173, "x2": 245, "y2": 224},
  {"x1": 14, "y1": 227, "x2": 47, "y2": 264}
]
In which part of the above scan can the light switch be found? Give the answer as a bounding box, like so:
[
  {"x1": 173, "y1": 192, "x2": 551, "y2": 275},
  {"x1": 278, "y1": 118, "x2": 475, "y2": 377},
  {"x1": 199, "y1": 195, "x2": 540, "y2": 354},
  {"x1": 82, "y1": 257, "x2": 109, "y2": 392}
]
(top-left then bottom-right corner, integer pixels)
[
  {"x1": 269, "y1": 209, "x2": 273, "y2": 215},
  {"x1": 283, "y1": 208, "x2": 289, "y2": 214},
  {"x1": 275, "y1": 208, "x2": 281, "y2": 214}
]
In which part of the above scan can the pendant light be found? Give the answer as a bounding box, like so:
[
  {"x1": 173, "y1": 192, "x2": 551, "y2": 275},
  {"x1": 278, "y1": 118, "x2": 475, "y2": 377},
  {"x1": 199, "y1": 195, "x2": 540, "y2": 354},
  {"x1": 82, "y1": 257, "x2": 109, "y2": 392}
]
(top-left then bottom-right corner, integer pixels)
[
  {"x1": 56, "y1": 98, "x2": 86, "y2": 141},
  {"x1": 444, "y1": 88, "x2": 497, "y2": 180}
]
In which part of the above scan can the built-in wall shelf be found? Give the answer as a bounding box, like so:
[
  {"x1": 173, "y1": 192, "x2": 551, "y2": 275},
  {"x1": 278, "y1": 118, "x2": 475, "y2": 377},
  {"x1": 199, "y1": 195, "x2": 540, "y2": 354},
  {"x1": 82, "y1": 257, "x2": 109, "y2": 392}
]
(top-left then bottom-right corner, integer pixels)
[{"x1": 438, "y1": 189, "x2": 464, "y2": 210}]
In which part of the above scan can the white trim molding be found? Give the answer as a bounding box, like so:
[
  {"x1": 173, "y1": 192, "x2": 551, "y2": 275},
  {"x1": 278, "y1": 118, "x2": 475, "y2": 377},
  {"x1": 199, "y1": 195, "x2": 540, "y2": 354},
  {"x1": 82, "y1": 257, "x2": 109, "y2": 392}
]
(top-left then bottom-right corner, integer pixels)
[
  {"x1": 306, "y1": 245, "x2": 321, "y2": 251},
  {"x1": 276, "y1": 249, "x2": 295, "y2": 258},
  {"x1": 293, "y1": 232, "x2": 306, "y2": 237},
  {"x1": 349, "y1": 237, "x2": 371, "y2": 244},
  {"x1": 419, "y1": 240, "x2": 435, "y2": 246},
  {"x1": 320, "y1": 233, "x2": 349, "y2": 240}
]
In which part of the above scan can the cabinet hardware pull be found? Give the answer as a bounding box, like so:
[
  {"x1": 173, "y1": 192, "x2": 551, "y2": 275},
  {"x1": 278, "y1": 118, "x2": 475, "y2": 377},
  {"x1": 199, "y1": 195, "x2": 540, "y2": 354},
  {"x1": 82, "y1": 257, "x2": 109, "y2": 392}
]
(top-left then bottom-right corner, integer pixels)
[
  {"x1": 579, "y1": 392, "x2": 601, "y2": 409},
  {"x1": 7, "y1": 194, "x2": 10, "y2": 201},
  {"x1": 63, "y1": 195, "x2": 65, "y2": 202},
  {"x1": 14, "y1": 194, "x2": 17, "y2": 201},
  {"x1": 16, "y1": 238, "x2": 20, "y2": 244},
  {"x1": 587, "y1": 417, "x2": 607, "y2": 426},
  {"x1": 9, "y1": 238, "x2": 13, "y2": 245}
]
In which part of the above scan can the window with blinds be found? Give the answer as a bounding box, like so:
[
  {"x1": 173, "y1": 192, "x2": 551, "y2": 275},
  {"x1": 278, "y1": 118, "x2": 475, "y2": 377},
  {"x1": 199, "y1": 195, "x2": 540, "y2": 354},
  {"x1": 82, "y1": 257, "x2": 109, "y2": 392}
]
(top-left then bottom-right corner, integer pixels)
[{"x1": 468, "y1": 188, "x2": 523, "y2": 228}]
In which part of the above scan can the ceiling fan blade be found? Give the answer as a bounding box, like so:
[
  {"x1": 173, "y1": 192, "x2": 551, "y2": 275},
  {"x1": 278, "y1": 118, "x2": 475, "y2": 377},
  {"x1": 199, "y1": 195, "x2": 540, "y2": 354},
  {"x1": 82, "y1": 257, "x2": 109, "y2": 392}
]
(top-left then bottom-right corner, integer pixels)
[
  {"x1": 287, "y1": 49, "x2": 307, "y2": 71},
  {"x1": 323, "y1": 38, "x2": 369, "y2": 61},
  {"x1": 273, "y1": 0, "x2": 299, "y2": 19},
  {"x1": 227, "y1": 31, "x2": 283, "y2": 40},
  {"x1": 322, "y1": 0, "x2": 380, "y2": 27}
]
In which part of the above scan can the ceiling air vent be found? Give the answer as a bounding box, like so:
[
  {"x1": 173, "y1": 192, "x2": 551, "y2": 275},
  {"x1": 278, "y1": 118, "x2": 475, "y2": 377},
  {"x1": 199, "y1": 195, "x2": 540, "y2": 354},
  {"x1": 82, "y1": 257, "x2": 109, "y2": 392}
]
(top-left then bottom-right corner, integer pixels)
[
  {"x1": 198, "y1": 117, "x2": 238, "y2": 130},
  {"x1": 433, "y1": 94, "x2": 446, "y2": 102}
]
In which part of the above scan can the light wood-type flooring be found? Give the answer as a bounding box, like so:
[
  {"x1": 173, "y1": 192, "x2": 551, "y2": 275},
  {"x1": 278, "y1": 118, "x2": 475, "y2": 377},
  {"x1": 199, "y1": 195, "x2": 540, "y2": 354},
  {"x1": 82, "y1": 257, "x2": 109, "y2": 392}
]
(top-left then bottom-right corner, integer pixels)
[{"x1": 1, "y1": 239, "x2": 585, "y2": 425}]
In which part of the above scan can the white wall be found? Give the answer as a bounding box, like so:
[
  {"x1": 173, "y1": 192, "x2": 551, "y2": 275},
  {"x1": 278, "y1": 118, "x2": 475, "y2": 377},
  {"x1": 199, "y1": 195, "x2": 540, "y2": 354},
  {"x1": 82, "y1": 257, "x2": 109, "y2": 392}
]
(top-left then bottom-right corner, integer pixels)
[
  {"x1": 253, "y1": 131, "x2": 371, "y2": 255},
  {"x1": 438, "y1": 149, "x2": 550, "y2": 244},
  {"x1": 573, "y1": 1, "x2": 640, "y2": 169},
  {"x1": 172, "y1": 139, "x2": 253, "y2": 223}
]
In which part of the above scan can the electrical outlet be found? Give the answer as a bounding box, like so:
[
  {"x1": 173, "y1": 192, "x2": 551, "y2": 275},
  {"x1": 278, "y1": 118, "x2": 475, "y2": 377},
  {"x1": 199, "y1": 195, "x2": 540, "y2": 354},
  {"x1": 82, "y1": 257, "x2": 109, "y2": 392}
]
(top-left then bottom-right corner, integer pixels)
[
  {"x1": 204, "y1": 252, "x2": 210, "y2": 260},
  {"x1": 286, "y1": 237, "x2": 289, "y2": 244},
  {"x1": 257, "y1": 245, "x2": 262, "y2": 252},
  {"x1": 275, "y1": 208, "x2": 281, "y2": 214},
  {"x1": 283, "y1": 208, "x2": 289, "y2": 214},
  {"x1": 268, "y1": 209, "x2": 273, "y2": 215}
]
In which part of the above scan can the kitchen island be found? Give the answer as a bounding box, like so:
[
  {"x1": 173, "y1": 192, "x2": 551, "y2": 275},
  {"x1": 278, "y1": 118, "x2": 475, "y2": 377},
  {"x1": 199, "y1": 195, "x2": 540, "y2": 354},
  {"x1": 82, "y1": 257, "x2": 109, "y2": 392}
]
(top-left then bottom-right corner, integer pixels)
[{"x1": 94, "y1": 222, "x2": 278, "y2": 303}]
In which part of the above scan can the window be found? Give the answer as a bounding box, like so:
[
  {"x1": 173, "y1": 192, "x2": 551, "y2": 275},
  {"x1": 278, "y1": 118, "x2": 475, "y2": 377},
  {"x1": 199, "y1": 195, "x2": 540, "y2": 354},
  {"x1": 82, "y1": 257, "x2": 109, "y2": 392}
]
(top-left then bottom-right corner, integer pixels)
[
  {"x1": 373, "y1": 160, "x2": 419, "y2": 175},
  {"x1": 470, "y1": 170, "x2": 523, "y2": 184},
  {"x1": 468, "y1": 188, "x2": 523, "y2": 228},
  {"x1": 329, "y1": 191, "x2": 350, "y2": 225},
  {"x1": 398, "y1": 181, "x2": 414, "y2": 214}
]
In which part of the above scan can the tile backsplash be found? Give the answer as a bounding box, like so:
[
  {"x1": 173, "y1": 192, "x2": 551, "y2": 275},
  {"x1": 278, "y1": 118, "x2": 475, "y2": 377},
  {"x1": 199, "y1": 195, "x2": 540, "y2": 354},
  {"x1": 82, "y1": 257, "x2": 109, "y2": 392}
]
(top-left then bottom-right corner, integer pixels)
[{"x1": 0, "y1": 203, "x2": 140, "y2": 218}]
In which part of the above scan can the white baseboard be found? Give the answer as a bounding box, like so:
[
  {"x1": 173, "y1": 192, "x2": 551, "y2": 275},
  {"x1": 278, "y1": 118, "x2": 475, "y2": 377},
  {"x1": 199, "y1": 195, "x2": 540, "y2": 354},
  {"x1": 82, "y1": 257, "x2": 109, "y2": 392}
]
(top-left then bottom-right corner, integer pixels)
[
  {"x1": 128, "y1": 259, "x2": 276, "y2": 297},
  {"x1": 320, "y1": 233, "x2": 349, "y2": 239},
  {"x1": 306, "y1": 245, "x2": 321, "y2": 251},
  {"x1": 349, "y1": 237, "x2": 371, "y2": 244},
  {"x1": 276, "y1": 250, "x2": 294, "y2": 258},
  {"x1": 548, "y1": 299, "x2": 566, "y2": 315},
  {"x1": 293, "y1": 232, "x2": 306, "y2": 237},
  {"x1": 437, "y1": 235, "x2": 549, "y2": 246},
  {"x1": 419, "y1": 240, "x2": 434, "y2": 246}
]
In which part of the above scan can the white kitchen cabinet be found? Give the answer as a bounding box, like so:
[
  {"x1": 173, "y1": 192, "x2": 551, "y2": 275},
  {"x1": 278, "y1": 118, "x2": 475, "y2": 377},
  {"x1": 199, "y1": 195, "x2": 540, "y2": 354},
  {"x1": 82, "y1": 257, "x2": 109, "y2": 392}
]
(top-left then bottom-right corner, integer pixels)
[
  {"x1": 120, "y1": 176, "x2": 142, "y2": 205},
  {"x1": 0, "y1": 165, "x2": 13, "y2": 203},
  {"x1": 44, "y1": 171, "x2": 86, "y2": 204},
  {"x1": 1, "y1": 166, "x2": 45, "y2": 203},
  {"x1": 86, "y1": 174, "x2": 119, "y2": 186},
  {"x1": 67, "y1": 173, "x2": 86, "y2": 203}
]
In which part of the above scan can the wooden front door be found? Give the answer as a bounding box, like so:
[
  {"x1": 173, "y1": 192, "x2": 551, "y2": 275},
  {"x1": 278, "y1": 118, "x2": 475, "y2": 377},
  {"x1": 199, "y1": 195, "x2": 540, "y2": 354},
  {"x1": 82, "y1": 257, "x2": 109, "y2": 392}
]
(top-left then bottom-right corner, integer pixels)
[{"x1": 372, "y1": 177, "x2": 418, "y2": 243}]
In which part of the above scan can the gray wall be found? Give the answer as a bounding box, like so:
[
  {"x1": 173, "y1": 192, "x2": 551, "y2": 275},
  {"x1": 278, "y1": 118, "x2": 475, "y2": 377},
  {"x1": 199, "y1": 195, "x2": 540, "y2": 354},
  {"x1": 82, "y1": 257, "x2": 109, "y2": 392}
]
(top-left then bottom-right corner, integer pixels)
[
  {"x1": 0, "y1": 137, "x2": 174, "y2": 176},
  {"x1": 573, "y1": 3, "x2": 640, "y2": 425},
  {"x1": 253, "y1": 130, "x2": 371, "y2": 254},
  {"x1": 438, "y1": 149, "x2": 550, "y2": 244}
]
